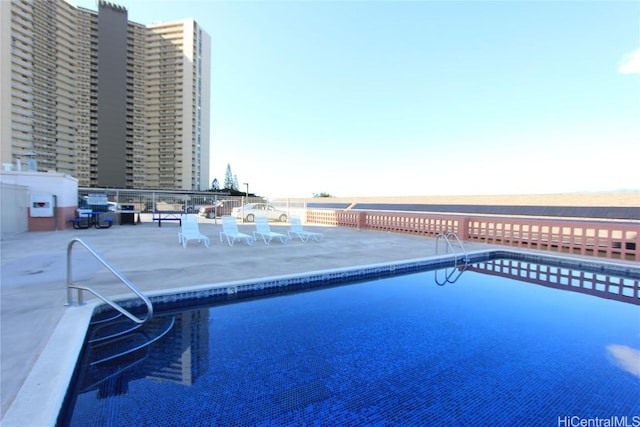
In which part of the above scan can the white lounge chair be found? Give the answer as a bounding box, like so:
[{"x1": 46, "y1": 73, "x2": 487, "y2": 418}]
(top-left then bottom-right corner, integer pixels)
[
  {"x1": 219, "y1": 215, "x2": 254, "y2": 246},
  {"x1": 287, "y1": 217, "x2": 323, "y2": 242},
  {"x1": 253, "y1": 216, "x2": 288, "y2": 245},
  {"x1": 178, "y1": 214, "x2": 210, "y2": 248}
]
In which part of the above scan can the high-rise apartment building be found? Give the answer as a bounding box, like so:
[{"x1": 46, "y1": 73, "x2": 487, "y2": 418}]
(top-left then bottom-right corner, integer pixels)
[{"x1": 0, "y1": 0, "x2": 211, "y2": 190}]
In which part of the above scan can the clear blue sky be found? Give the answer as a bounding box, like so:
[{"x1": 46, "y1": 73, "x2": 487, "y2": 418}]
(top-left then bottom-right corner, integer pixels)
[{"x1": 73, "y1": 0, "x2": 639, "y2": 198}]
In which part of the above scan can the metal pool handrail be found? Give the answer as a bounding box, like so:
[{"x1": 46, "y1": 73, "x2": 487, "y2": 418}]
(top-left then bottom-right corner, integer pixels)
[
  {"x1": 436, "y1": 232, "x2": 469, "y2": 267},
  {"x1": 434, "y1": 232, "x2": 469, "y2": 285},
  {"x1": 66, "y1": 238, "x2": 153, "y2": 324}
]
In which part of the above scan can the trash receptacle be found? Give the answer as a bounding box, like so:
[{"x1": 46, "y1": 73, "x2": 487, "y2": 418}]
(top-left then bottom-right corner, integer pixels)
[{"x1": 120, "y1": 205, "x2": 136, "y2": 225}]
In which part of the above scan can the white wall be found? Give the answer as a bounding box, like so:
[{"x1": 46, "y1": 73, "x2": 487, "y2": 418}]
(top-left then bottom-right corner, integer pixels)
[
  {"x1": 0, "y1": 170, "x2": 78, "y2": 207},
  {"x1": 0, "y1": 170, "x2": 78, "y2": 235}
]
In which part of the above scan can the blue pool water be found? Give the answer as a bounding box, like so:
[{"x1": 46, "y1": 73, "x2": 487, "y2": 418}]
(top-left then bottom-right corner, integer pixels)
[{"x1": 61, "y1": 260, "x2": 640, "y2": 426}]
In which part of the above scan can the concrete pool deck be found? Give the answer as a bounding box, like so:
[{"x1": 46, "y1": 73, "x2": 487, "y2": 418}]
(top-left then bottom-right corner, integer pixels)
[{"x1": 0, "y1": 219, "x2": 636, "y2": 424}]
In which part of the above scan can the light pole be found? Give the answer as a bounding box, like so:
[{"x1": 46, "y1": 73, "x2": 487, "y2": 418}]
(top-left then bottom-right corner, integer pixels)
[{"x1": 242, "y1": 183, "x2": 249, "y2": 223}]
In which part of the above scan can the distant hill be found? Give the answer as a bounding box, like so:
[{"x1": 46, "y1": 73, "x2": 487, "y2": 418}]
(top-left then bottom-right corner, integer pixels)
[
  {"x1": 277, "y1": 192, "x2": 639, "y2": 207},
  {"x1": 273, "y1": 192, "x2": 640, "y2": 221}
]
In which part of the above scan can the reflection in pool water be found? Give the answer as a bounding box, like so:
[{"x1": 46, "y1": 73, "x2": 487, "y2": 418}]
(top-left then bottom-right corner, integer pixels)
[
  {"x1": 607, "y1": 345, "x2": 640, "y2": 377},
  {"x1": 61, "y1": 260, "x2": 640, "y2": 426}
]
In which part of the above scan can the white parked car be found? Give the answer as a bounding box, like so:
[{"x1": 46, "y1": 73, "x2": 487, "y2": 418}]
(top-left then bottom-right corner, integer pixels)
[{"x1": 231, "y1": 203, "x2": 288, "y2": 222}]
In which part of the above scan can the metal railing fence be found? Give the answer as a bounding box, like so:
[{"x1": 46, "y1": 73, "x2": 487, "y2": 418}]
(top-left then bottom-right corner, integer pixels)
[
  {"x1": 75, "y1": 190, "x2": 638, "y2": 261},
  {"x1": 78, "y1": 188, "x2": 262, "y2": 214}
]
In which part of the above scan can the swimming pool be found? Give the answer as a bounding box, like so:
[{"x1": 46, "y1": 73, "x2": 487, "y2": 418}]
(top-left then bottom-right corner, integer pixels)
[{"x1": 59, "y1": 253, "x2": 640, "y2": 426}]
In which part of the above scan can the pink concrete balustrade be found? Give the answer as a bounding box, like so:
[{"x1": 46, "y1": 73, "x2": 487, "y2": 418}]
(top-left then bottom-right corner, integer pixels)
[
  {"x1": 306, "y1": 209, "x2": 639, "y2": 262},
  {"x1": 466, "y1": 217, "x2": 639, "y2": 261}
]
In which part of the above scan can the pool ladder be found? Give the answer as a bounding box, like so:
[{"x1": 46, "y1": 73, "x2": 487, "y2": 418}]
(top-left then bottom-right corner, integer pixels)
[
  {"x1": 87, "y1": 314, "x2": 175, "y2": 365},
  {"x1": 435, "y1": 232, "x2": 469, "y2": 285},
  {"x1": 66, "y1": 238, "x2": 153, "y2": 324},
  {"x1": 80, "y1": 315, "x2": 176, "y2": 393},
  {"x1": 66, "y1": 239, "x2": 177, "y2": 392}
]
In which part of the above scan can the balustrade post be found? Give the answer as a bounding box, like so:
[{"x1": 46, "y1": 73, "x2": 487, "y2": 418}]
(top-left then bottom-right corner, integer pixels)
[
  {"x1": 357, "y1": 211, "x2": 367, "y2": 230},
  {"x1": 457, "y1": 217, "x2": 470, "y2": 240}
]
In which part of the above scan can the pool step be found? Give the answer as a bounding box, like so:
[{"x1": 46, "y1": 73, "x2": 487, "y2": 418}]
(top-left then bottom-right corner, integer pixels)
[
  {"x1": 88, "y1": 315, "x2": 175, "y2": 366},
  {"x1": 90, "y1": 310, "x2": 124, "y2": 325},
  {"x1": 88, "y1": 317, "x2": 144, "y2": 344}
]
